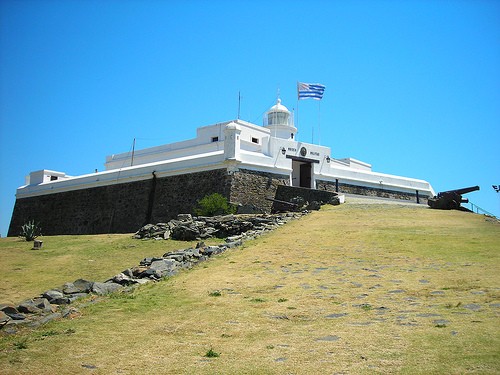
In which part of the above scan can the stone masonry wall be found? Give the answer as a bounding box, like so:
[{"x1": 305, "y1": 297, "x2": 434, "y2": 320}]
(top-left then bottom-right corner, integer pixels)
[
  {"x1": 316, "y1": 179, "x2": 429, "y2": 204},
  {"x1": 229, "y1": 169, "x2": 290, "y2": 212},
  {"x1": 274, "y1": 185, "x2": 338, "y2": 205},
  {"x1": 8, "y1": 169, "x2": 231, "y2": 236}
]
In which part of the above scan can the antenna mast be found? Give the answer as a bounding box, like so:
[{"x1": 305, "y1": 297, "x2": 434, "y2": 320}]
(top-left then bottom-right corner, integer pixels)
[
  {"x1": 131, "y1": 138, "x2": 136, "y2": 166},
  {"x1": 238, "y1": 91, "x2": 241, "y2": 120}
]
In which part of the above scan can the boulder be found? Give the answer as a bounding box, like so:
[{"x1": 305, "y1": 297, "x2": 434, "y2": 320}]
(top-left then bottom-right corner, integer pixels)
[
  {"x1": 150, "y1": 259, "x2": 178, "y2": 273},
  {"x1": 0, "y1": 304, "x2": 19, "y2": 315},
  {"x1": 91, "y1": 282, "x2": 123, "y2": 296},
  {"x1": 177, "y1": 214, "x2": 193, "y2": 222},
  {"x1": 33, "y1": 298, "x2": 54, "y2": 313},
  {"x1": 62, "y1": 282, "x2": 80, "y2": 294},
  {"x1": 171, "y1": 225, "x2": 200, "y2": 241},
  {"x1": 17, "y1": 300, "x2": 42, "y2": 314},
  {"x1": 305, "y1": 201, "x2": 322, "y2": 211},
  {"x1": 0, "y1": 311, "x2": 10, "y2": 326}
]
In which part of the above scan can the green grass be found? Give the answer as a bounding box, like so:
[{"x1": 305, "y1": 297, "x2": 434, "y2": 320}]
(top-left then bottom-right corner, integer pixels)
[
  {"x1": 1, "y1": 203, "x2": 499, "y2": 374},
  {"x1": 0, "y1": 234, "x2": 223, "y2": 303}
]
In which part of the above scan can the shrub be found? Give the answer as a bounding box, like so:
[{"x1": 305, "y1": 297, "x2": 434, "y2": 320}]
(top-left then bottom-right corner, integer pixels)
[
  {"x1": 19, "y1": 220, "x2": 42, "y2": 241},
  {"x1": 204, "y1": 347, "x2": 220, "y2": 358},
  {"x1": 194, "y1": 193, "x2": 236, "y2": 217}
]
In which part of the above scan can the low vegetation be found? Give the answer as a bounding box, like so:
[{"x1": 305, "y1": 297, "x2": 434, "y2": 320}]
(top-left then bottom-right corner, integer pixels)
[
  {"x1": 1, "y1": 202, "x2": 499, "y2": 374},
  {"x1": 193, "y1": 193, "x2": 236, "y2": 217},
  {"x1": 18, "y1": 220, "x2": 42, "y2": 242}
]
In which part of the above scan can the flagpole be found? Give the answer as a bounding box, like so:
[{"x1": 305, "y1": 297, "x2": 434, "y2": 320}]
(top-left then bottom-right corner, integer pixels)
[
  {"x1": 296, "y1": 82, "x2": 299, "y2": 141},
  {"x1": 319, "y1": 100, "x2": 321, "y2": 146}
]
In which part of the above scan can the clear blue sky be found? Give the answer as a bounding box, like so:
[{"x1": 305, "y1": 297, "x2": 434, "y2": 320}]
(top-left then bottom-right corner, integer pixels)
[{"x1": 1, "y1": 0, "x2": 499, "y2": 236}]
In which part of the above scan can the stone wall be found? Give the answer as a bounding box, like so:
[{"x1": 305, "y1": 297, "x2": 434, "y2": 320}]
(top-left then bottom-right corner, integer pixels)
[
  {"x1": 274, "y1": 185, "x2": 338, "y2": 205},
  {"x1": 229, "y1": 169, "x2": 290, "y2": 211},
  {"x1": 8, "y1": 167, "x2": 429, "y2": 236},
  {"x1": 316, "y1": 179, "x2": 429, "y2": 204},
  {"x1": 8, "y1": 169, "x2": 231, "y2": 236}
]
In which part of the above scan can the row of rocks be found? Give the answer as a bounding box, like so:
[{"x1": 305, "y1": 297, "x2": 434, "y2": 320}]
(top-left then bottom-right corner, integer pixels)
[
  {"x1": 132, "y1": 212, "x2": 303, "y2": 241},
  {"x1": 0, "y1": 212, "x2": 305, "y2": 332}
]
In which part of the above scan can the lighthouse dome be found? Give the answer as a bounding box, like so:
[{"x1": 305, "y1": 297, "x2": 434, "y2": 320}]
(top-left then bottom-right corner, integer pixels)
[
  {"x1": 264, "y1": 99, "x2": 297, "y2": 140},
  {"x1": 269, "y1": 99, "x2": 290, "y2": 114}
]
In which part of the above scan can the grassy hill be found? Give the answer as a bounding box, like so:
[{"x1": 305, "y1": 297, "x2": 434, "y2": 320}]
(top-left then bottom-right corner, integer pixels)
[{"x1": 1, "y1": 201, "x2": 499, "y2": 374}]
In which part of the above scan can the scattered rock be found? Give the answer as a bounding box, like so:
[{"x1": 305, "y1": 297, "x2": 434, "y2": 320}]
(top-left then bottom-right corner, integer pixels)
[
  {"x1": 91, "y1": 282, "x2": 123, "y2": 296},
  {"x1": 314, "y1": 335, "x2": 341, "y2": 342},
  {"x1": 1, "y1": 212, "x2": 306, "y2": 331}
]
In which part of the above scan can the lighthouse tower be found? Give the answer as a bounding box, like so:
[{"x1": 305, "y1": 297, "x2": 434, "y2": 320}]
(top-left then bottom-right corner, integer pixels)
[{"x1": 264, "y1": 99, "x2": 297, "y2": 140}]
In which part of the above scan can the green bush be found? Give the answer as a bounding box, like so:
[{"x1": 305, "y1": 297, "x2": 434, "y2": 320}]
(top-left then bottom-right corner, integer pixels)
[
  {"x1": 19, "y1": 220, "x2": 42, "y2": 241},
  {"x1": 194, "y1": 193, "x2": 236, "y2": 217}
]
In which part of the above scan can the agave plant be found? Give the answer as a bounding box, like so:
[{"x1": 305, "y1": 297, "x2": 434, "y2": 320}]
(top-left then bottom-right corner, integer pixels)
[{"x1": 19, "y1": 220, "x2": 42, "y2": 241}]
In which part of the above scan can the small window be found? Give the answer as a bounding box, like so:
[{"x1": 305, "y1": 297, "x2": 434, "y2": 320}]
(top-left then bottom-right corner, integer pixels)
[
  {"x1": 50, "y1": 176, "x2": 58, "y2": 181},
  {"x1": 211, "y1": 136, "x2": 219, "y2": 142},
  {"x1": 251, "y1": 137, "x2": 259, "y2": 144}
]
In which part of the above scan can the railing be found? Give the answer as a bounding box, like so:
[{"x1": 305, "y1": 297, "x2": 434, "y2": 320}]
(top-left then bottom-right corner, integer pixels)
[{"x1": 468, "y1": 201, "x2": 498, "y2": 219}]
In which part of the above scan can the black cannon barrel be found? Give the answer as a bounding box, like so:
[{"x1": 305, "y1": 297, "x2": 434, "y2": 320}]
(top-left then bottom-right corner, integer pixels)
[{"x1": 438, "y1": 185, "x2": 479, "y2": 197}]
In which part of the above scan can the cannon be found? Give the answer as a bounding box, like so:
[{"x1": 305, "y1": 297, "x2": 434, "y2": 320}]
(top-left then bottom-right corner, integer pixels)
[{"x1": 428, "y1": 186, "x2": 480, "y2": 210}]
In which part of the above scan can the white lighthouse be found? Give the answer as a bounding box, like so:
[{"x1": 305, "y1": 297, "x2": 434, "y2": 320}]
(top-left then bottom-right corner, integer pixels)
[{"x1": 264, "y1": 99, "x2": 297, "y2": 140}]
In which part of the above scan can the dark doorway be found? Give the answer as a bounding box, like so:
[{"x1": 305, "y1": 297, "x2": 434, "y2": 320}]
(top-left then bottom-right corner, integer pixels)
[{"x1": 299, "y1": 163, "x2": 312, "y2": 188}]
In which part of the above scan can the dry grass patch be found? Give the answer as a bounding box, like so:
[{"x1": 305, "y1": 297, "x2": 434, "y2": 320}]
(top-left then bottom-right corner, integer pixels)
[{"x1": 1, "y1": 204, "x2": 499, "y2": 374}]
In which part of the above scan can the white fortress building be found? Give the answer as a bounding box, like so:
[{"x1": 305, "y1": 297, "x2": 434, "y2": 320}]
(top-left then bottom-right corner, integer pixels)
[{"x1": 8, "y1": 99, "x2": 435, "y2": 236}]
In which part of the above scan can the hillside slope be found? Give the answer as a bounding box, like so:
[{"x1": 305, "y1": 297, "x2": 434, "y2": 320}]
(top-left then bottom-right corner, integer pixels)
[{"x1": 1, "y1": 202, "x2": 499, "y2": 374}]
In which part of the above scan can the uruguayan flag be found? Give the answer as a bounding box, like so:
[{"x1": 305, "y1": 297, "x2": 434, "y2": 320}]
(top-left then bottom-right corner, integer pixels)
[{"x1": 298, "y1": 82, "x2": 326, "y2": 100}]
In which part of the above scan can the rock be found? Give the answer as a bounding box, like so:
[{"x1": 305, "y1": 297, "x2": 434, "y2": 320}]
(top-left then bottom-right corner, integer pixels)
[
  {"x1": 131, "y1": 266, "x2": 148, "y2": 276},
  {"x1": 305, "y1": 201, "x2": 322, "y2": 211},
  {"x1": 67, "y1": 293, "x2": 88, "y2": 303},
  {"x1": 6, "y1": 313, "x2": 26, "y2": 320},
  {"x1": 17, "y1": 300, "x2": 42, "y2": 314},
  {"x1": 171, "y1": 225, "x2": 200, "y2": 241},
  {"x1": 43, "y1": 289, "x2": 65, "y2": 302},
  {"x1": 33, "y1": 298, "x2": 54, "y2": 313},
  {"x1": 122, "y1": 268, "x2": 134, "y2": 278},
  {"x1": 0, "y1": 304, "x2": 19, "y2": 315},
  {"x1": 150, "y1": 259, "x2": 178, "y2": 273},
  {"x1": 73, "y1": 279, "x2": 94, "y2": 293},
  {"x1": 112, "y1": 273, "x2": 137, "y2": 285},
  {"x1": 329, "y1": 196, "x2": 341, "y2": 205},
  {"x1": 0, "y1": 311, "x2": 10, "y2": 326},
  {"x1": 61, "y1": 307, "x2": 80, "y2": 318},
  {"x1": 62, "y1": 282, "x2": 80, "y2": 294},
  {"x1": 52, "y1": 297, "x2": 71, "y2": 305},
  {"x1": 177, "y1": 214, "x2": 193, "y2": 222},
  {"x1": 38, "y1": 312, "x2": 61, "y2": 325},
  {"x1": 91, "y1": 282, "x2": 123, "y2": 296}
]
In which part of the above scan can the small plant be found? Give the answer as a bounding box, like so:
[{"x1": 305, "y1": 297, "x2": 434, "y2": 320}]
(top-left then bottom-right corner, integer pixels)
[
  {"x1": 278, "y1": 298, "x2": 288, "y2": 302},
  {"x1": 204, "y1": 347, "x2": 220, "y2": 358},
  {"x1": 250, "y1": 298, "x2": 266, "y2": 303},
  {"x1": 208, "y1": 290, "x2": 221, "y2": 297},
  {"x1": 361, "y1": 304, "x2": 372, "y2": 311},
  {"x1": 194, "y1": 193, "x2": 236, "y2": 217},
  {"x1": 19, "y1": 220, "x2": 42, "y2": 241},
  {"x1": 13, "y1": 337, "x2": 29, "y2": 350},
  {"x1": 435, "y1": 324, "x2": 447, "y2": 328},
  {"x1": 266, "y1": 345, "x2": 275, "y2": 349},
  {"x1": 286, "y1": 306, "x2": 296, "y2": 310}
]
